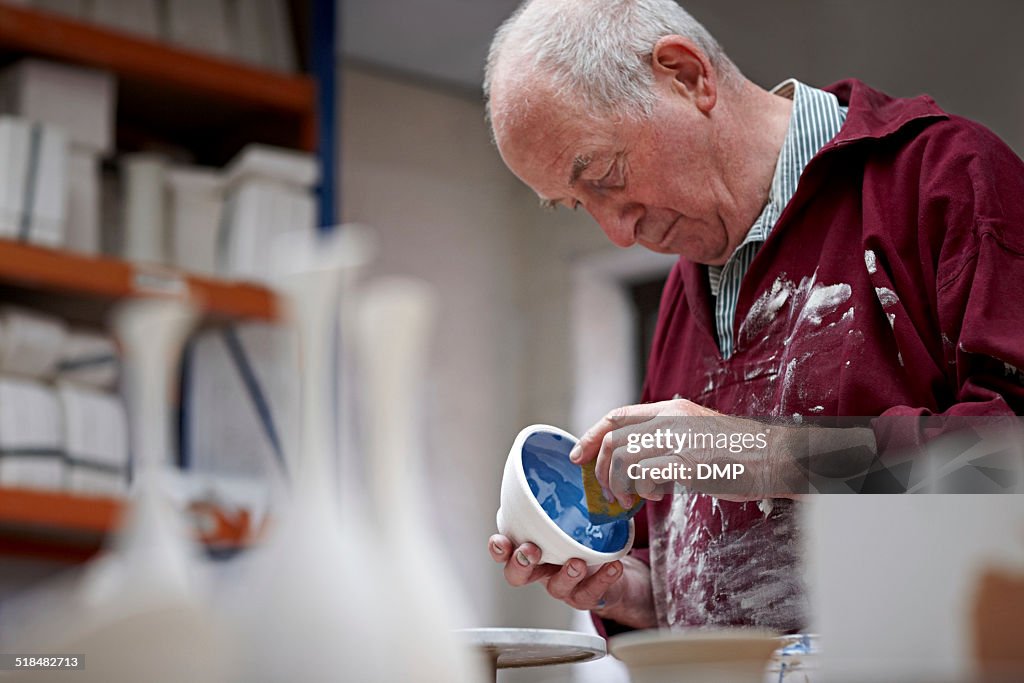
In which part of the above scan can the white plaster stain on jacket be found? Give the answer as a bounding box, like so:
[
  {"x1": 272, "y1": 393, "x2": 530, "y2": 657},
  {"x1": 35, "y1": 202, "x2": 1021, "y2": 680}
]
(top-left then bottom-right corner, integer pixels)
[
  {"x1": 874, "y1": 286, "x2": 899, "y2": 308},
  {"x1": 864, "y1": 249, "x2": 878, "y2": 274},
  {"x1": 650, "y1": 493, "x2": 807, "y2": 632}
]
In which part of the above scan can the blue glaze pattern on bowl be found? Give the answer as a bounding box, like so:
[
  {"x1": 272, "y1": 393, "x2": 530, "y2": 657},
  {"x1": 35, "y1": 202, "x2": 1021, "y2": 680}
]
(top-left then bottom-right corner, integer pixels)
[{"x1": 521, "y1": 431, "x2": 631, "y2": 553}]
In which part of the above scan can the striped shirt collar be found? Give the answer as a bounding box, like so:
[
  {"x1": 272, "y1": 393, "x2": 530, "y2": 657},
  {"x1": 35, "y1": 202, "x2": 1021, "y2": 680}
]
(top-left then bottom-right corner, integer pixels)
[
  {"x1": 706, "y1": 80, "x2": 847, "y2": 359},
  {"x1": 708, "y1": 79, "x2": 847, "y2": 297}
]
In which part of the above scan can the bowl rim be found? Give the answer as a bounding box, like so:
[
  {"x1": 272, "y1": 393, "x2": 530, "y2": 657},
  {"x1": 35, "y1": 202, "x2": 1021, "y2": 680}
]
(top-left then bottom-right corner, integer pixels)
[{"x1": 510, "y1": 423, "x2": 636, "y2": 561}]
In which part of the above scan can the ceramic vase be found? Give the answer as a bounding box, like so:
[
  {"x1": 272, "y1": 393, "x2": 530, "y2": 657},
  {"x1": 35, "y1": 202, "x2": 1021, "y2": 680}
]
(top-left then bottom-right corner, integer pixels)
[
  {"x1": 355, "y1": 276, "x2": 486, "y2": 682},
  {"x1": 225, "y1": 226, "x2": 403, "y2": 682},
  {"x1": 9, "y1": 298, "x2": 228, "y2": 683}
]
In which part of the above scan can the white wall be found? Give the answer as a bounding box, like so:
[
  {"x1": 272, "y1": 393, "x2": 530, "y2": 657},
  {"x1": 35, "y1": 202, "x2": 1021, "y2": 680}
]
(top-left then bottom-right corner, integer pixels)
[{"x1": 682, "y1": 0, "x2": 1024, "y2": 153}]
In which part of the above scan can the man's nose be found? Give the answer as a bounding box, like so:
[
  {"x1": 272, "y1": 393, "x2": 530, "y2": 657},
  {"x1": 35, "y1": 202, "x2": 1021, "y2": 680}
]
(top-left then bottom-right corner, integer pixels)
[{"x1": 586, "y1": 199, "x2": 641, "y2": 248}]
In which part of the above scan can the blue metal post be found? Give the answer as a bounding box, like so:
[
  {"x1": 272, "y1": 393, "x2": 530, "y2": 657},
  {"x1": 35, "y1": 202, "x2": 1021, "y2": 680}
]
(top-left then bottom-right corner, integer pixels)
[{"x1": 312, "y1": 0, "x2": 337, "y2": 229}]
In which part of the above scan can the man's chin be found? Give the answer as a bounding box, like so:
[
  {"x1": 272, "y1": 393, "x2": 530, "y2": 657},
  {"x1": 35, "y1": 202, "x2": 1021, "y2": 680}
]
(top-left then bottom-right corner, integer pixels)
[
  {"x1": 638, "y1": 241, "x2": 679, "y2": 255},
  {"x1": 639, "y1": 238, "x2": 726, "y2": 264}
]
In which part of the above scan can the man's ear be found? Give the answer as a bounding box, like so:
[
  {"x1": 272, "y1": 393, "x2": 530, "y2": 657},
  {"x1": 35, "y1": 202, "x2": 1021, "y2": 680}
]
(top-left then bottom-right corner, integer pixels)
[{"x1": 651, "y1": 35, "x2": 717, "y2": 114}]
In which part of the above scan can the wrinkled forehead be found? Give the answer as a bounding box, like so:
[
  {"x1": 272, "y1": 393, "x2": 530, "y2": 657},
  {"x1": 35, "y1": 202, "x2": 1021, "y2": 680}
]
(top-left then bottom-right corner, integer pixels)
[
  {"x1": 498, "y1": 117, "x2": 598, "y2": 201},
  {"x1": 489, "y1": 70, "x2": 563, "y2": 143},
  {"x1": 491, "y1": 77, "x2": 612, "y2": 190}
]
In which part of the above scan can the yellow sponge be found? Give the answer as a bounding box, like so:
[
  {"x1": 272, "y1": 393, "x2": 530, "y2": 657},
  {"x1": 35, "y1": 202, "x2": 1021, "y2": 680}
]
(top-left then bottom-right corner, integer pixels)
[{"x1": 581, "y1": 460, "x2": 644, "y2": 524}]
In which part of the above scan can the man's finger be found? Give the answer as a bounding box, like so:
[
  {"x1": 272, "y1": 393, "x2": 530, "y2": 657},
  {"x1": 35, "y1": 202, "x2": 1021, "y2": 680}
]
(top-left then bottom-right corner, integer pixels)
[
  {"x1": 545, "y1": 559, "x2": 587, "y2": 600},
  {"x1": 502, "y1": 543, "x2": 559, "y2": 587},
  {"x1": 570, "y1": 402, "x2": 673, "y2": 464},
  {"x1": 595, "y1": 430, "x2": 618, "y2": 493},
  {"x1": 570, "y1": 561, "x2": 623, "y2": 609},
  {"x1": 489, "y1": 535, "x2": 512, "y2": 563},
  {"x1": 603, "y1": 441, "x2": 640, "y2": 509},
  {"x1": 503, "y1": 543, "x2": 543, "y2": 586},
  {"x1": 630, "y1": 454, "x2": 686, "y2": 500}
]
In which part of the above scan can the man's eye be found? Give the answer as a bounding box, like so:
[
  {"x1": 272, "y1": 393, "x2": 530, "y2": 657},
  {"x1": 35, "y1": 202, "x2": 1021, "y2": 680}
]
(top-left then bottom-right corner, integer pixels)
[{"x1": 594, "y1": 161, "x2": 624, "y2": 189}]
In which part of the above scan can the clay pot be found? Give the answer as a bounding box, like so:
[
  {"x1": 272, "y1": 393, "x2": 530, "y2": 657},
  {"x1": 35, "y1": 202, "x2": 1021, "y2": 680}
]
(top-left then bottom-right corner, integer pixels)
[
  {"x1": 609, "y1": 629, "x2": 780, "y2": 683},
  {"x1": 496, "y1": 424, "x2": 634, "y2": 567}
]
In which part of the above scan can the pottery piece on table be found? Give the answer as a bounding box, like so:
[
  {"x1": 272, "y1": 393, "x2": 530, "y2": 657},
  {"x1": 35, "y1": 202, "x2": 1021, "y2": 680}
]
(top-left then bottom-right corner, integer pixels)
[{"x1": 610, "y1": 629, "x2": 780, "y2": 683}]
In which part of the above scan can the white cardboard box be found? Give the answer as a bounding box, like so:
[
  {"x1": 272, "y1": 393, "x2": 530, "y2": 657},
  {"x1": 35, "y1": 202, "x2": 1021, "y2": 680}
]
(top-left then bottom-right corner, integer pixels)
[
  {"x1": 220, "y1": 144, "x2": 318, "y2": 283},
  {"x1": 58, "y1": 383, "x2": 129, "y2": 497},
  {"x1": 0, "y1": 306, "x2": 68, "y2": 380},
  {"x1": 0, "y1": 59, "x2": 116, "y2": 155},
  {"x1": 65, "y1": 147, "x2": 101, "y2": 254},
  {"x1": 221, "y1": 180, "x2": 316, "y2": 283},
  {"x1": 0, "y1": 377, "x2": 65, "y2": 490},
  {"x1": 0, "y1": 117, "x2": 68, "y2": 247},
  {"x1": 56, "y1": 328, "x2": 119, "y2": 390},
  {"x1": 120, "y1": 152, "x2": 167, "y2": 264},
  {"x1": 224, "y1": 144, "x2": 319, "y2": 189},
  {"x1": 166, "y1": 165, "x2": 224, "y2": 275}
]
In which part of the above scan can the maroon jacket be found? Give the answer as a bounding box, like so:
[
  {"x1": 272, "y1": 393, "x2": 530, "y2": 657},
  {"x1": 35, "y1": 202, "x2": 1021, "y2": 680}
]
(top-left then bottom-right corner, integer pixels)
[{"x1": 598, "y1": 80, "x2": 1024, "y2": 635}]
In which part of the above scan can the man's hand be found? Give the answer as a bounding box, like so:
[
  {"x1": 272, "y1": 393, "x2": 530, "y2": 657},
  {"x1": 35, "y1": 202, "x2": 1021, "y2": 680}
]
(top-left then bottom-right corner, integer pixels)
[
  {"x1": 568, "y1": 398, "x2": 882, "y2": 502},
  {"x1": 567, "y1": 398, "x2": 804, "y2": 504},
  {"x1": 488, "y1": 534, "x2": 656, "y2": 629}
]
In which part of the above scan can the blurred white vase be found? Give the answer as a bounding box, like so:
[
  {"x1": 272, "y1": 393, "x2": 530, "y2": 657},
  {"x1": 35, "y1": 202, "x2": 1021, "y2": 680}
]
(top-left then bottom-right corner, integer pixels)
[
  {"x1": 9, "y1": 298, "x2": 229, "y2": 683},
  {"x1": 224, "y1": 226, "x2": 402, "y2": 682},
  {"x1": 355, "y1": 277, "x2": 487, "y2": 682}
]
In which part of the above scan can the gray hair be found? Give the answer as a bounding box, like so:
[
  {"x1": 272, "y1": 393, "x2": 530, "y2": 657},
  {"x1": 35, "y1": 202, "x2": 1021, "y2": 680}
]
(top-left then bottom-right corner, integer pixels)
[{"x1": 484, "y1": 0, "x2": 738, "y2": 127}]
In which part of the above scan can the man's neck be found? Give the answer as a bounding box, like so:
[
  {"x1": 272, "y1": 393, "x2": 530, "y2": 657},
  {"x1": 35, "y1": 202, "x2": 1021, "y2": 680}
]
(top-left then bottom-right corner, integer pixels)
[{"x1": 713, "y1": 80, "x2": 794, "y2": 262}]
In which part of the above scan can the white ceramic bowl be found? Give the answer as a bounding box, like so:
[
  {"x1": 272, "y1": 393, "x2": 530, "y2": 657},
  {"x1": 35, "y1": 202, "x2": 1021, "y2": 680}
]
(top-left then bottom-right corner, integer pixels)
[
  {"x1": 496, "y1": 424, "x2": 635, "y2": 567},
  {"x1": 609, "y1": 629, "x2": 781, "y2": 683}
]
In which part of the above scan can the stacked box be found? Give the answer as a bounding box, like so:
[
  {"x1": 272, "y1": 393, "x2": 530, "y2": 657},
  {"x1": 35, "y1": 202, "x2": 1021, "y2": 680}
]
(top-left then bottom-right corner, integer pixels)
[
  {"x1": 120, "y1": 152, "x2": 168, "y2": 264},
  {"x1": 0, "y1": 118, "x2": 67, "y2": 246},
  {"x1": 56, "y1": 328, "x2": 120, "y2": 390},
  {"x1": 0, "y1": 378, "x2": 64, "y2": 490},
  {"x1": 0, "y1": 59, "x2": 116, "y2": 155},
  {"x1": 0, "y1": 306, "x2": 68, "y2": 379},
  {"x1": 0, "y1": 59, "x2": 117, "y2": 254},
  {"x1": 65, "y1": 149, "x2": 101, "y2": 254},
  {"x1": 57, "y1": 383, "x2": 129, "y2": 497},
  {"x1": 220, "y1": 144, "x2": 318, "y2": 284},
  {"x1": 166, "y1": 166, "x2": 225, "y2": 276}
]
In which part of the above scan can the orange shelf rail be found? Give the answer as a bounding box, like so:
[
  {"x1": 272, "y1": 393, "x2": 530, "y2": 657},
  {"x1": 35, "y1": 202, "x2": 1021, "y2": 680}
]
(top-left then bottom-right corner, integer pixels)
[
  {"x1": 0, "y1": 2, "x2": 317, "y2": 150},
  {"x1": 0, "y1": 239, "x2": 279, "y2": 321},
  {"x1": 0, "y1": 487, "x2": 119, "y2": 534},
  {"x1": 0, "y1": 487, "x2": 253, "y2": 562}
]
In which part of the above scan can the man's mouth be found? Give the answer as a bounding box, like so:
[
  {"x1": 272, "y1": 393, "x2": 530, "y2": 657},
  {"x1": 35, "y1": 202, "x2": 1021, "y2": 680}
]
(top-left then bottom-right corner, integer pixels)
[{"x1": 651, "y1": 216, "x2": 682, "y2": 251}]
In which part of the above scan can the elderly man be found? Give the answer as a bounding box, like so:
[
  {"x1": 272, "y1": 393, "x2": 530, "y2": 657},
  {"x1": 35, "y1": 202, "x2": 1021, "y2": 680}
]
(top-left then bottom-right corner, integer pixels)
[{"x1": 485, "y1": 0, "x2": 1024, "y2": 634}]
